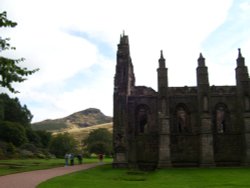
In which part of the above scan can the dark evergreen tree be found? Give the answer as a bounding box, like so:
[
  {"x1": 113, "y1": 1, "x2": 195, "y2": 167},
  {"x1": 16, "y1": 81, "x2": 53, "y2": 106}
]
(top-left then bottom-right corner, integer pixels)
[
  {"x1": 0, "y1": 121, "x2": 27, "y2": 146},
  {"x1": 0, "y1": 94, "x2": 33, "y2": 126}
]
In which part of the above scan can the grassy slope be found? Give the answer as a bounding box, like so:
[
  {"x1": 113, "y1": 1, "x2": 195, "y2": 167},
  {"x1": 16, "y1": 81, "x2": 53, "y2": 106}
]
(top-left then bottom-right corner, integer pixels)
[
  {"x1": 38, "y1": 165, "x2": 250, "y2": 188},
  {"x1": 53, "y1": 123, "x2": 113, "y2": 143},
  {"x1": 31, "y1": 120, "x2": 69, "y2": 131},
  {"x1": 31, "y1": 108, "x2": 112, "y2": 132}
]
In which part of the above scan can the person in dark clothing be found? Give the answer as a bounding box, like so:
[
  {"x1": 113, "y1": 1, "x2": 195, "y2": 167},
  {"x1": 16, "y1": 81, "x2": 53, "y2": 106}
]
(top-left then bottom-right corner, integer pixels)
[
  {"x1": 98, "y1": 153, "x2": 103, "y2": 163},
  {"x1": 77, "y1": 154, "x2": 83, "y2": 164},
  {"x1": 69, "y1": 153, "x2": 74, "y2": 166}
]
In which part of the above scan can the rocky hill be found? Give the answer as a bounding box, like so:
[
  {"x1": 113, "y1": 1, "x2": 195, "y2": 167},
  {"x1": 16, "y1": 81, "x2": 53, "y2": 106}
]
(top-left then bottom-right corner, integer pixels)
[{"x1": 31, "y1": 108, "x2": 112, "y2": 132}]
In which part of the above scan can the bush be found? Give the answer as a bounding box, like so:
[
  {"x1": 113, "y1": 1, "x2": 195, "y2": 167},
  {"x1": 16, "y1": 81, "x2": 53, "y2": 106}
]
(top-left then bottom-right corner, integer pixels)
[
  {"x1": 18, "y1": 149, "x2": 34, "y2": 158},
  {"x1": 20, "y1": 143, "x2": 38, "y2": 153},
  {"x1": 0, "y1": 141, "x2": 17, "y2": 159}
]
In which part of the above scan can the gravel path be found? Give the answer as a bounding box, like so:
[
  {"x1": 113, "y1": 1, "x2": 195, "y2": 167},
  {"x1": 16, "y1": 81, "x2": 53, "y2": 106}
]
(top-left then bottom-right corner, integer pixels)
[{"x1": 0, "y1": 163, "x2": 98, "y2": 188}]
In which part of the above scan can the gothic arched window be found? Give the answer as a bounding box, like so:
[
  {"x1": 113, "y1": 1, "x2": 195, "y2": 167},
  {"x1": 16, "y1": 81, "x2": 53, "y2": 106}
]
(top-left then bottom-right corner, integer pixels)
[
  {"x1": 175, "y1": 104, "x2": 190, "y2": 133},
  {"x1": 214, "y1": 103, "x2": 229, "y2": 133},
  {"x1": 203, "y1": 96, "x2": 208, "y2": 111},
  {"x1": 136, "y1": 105, "x2": 150, "y2": 134}
]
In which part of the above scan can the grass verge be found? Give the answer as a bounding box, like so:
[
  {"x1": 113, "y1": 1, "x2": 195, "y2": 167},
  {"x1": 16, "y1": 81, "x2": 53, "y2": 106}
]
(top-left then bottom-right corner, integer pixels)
[
  {"x1": 0, "y1": 159, "x2": 64, "y2": 176},
  {"x1": 0, "y1": 157, "x2": 112, "y2": 176},
  {"x1": 38, "y1": 165, "x2": 250, "y2": 188}
]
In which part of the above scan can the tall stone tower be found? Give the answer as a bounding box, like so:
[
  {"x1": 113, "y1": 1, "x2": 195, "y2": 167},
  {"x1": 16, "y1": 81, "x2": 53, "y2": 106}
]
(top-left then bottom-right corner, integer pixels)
[
  {"x1": 235, "y1": 49, "x2": 250, "y2": 165},
  {"x1": 113, "y1": 33, "x2": 135, "y2": 167},
  {"x1": 157, "y1": 51, "x2": 171, "y2": 167},
  {"x1": 196, "y1": 53, "x2": 215, "y2": 166}
]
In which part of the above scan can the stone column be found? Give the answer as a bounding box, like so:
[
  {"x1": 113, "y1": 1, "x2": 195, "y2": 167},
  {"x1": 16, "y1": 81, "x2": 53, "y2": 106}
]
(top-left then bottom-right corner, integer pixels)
[
  {"x1": 199, "y1": 114, "x2": 215, "y2": 166},
  {"x1": 158, "y1": 114, "x2": 171, "y2": 168}
]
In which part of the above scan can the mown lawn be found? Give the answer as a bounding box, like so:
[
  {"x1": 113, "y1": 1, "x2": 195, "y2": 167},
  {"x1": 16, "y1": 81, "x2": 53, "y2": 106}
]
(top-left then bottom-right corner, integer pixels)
[
  {"x1": 38, "y1": 165, "x2": 250, "y2": 188},
  {"x1": 0, "y1": 158, "x2": 111, "y2": 176}
]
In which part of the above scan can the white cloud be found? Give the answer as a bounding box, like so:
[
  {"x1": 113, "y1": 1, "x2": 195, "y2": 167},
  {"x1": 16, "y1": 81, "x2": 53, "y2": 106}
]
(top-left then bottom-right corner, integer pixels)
[{"x1": 2, "y1": 0, "x2": 243, "y2": 122}]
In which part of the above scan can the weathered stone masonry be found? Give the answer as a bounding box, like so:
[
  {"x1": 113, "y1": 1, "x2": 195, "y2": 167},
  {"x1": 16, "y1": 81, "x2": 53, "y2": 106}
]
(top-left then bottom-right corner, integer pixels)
[{"x1": 113, "y1": 33, "x2": 250, "y2": 169}]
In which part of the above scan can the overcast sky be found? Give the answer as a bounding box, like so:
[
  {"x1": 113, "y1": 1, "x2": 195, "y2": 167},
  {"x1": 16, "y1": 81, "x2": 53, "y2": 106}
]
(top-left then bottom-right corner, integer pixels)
[{"x1": 1, "y1": 0, "x2": 250, "y2": 122}]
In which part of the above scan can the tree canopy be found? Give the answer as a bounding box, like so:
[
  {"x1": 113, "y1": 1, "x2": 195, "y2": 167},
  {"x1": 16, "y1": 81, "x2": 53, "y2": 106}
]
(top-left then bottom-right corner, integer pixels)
[
  {"x1": 49, "y1": 133, "x2": 78, "y2": 158},
  {"x1": 0, "y1": 11, "x2": 38, "y2": 93},
  {"x1": 0, "y1": 93, "x2": 33, "y2": 125},
  {"x1": 0, "y1": 121, "x2": 27, "y2": 146},
  {"x1": 0, "y1": 12, "x2": 53, "y2": 159},
  {"x1": 83, "y1": 128, "x2": 112, "y2": 156}
]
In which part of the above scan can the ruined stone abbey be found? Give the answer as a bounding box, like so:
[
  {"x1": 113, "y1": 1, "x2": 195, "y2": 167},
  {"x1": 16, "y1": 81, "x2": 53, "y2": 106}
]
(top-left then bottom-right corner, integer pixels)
[{"x1": 113, "y1": 33, "x2": 250, "y2": 169}]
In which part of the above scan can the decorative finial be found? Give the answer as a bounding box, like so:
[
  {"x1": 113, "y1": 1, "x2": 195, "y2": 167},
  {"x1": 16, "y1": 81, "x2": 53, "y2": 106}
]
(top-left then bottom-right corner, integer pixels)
[
  {"x1": 198, "y1": 52, "x2": 205, "y2": 66},
  {"x1": 199, "y1": 53, "x2": 203, "y2": 59},
  {"x1": 198, "y1": 52, "x2": 205, "y2": 61},
  {"x1": 237, "y1": 48, "x2": 245, "y2": 66},
  {"x1": 238, "y1": 48, "x2": 242, "y2": 58},
  {"x1": 160, "y1": 50, "x2": 164, "y2": 59}
]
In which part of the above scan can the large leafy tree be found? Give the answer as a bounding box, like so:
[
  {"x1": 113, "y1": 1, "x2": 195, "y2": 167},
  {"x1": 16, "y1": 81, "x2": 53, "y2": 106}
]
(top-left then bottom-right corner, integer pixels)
[
  {"x1": 0, "y1": 11, "x2": 38, "y2": 93},
  {"x1": 49, "y1": 133, "x2": 78, "y2": 158},
  {"x1": 83, "y1": 128, "x2": 112, "y2": 156}
]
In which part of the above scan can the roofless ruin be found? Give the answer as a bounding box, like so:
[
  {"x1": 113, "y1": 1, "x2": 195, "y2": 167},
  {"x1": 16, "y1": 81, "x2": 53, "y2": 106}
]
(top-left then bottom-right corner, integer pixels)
[{"x1": 113, "y1": 33, "x2": 250, "y2": 169}]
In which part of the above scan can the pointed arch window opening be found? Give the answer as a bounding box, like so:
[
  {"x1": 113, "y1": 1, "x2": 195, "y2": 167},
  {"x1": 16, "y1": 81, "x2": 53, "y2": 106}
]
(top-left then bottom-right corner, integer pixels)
[
  {"x1": 203, "y1": 95, "x2": 208, "y2": 112},
  {"x1": 175, "y1": 104, "x2": 191, "y2": 133},
  {"x1": 136, "y1": 105, "x2": 150, "y2": 134},
  {"x1": 214, "y1": 103, "x2": 230, "y2": 134}
]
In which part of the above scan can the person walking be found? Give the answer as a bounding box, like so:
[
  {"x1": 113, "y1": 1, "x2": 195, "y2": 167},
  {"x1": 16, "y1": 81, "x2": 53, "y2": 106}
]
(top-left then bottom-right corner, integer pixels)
[
  {"x1": 77, "y1": 154, "x2": 83, "y2": 164},
  {"x1": 69, "y1": 153, "x2": 74, "y2": 166},
  {"x1": 64, "y1": 153, "x2": 69, "y2": 166},
  {"x1": 98, "y1": 153, "x2": 103, "y2": 164}
]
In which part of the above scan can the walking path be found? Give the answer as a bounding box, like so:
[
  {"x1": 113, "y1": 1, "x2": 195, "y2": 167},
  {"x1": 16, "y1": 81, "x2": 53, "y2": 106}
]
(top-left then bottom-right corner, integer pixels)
[{"x1": 0, "y1": 163, "x2": 98, "y2": 188}]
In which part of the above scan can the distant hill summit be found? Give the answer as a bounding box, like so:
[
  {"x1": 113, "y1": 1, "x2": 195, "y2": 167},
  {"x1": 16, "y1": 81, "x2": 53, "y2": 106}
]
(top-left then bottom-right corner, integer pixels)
[{"x1": 31, "y1": 108, "x2": 112, "y2": 132}]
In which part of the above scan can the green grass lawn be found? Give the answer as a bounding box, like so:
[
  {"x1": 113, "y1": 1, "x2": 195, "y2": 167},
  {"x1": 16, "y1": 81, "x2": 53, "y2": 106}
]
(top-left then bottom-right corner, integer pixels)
[
  {"x1": 0, "y1": 158, "x2": 65, "y2": 176},
  {"x1": 0, "y1": 157, "x2": 111, "y2": 176},
  {"x1": 38, "y1": 165, "x2": 250, "y2": 188}
]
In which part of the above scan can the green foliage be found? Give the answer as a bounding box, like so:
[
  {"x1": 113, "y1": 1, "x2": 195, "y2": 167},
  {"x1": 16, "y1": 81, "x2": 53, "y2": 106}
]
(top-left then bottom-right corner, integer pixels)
[
  {"x1": 0, "y1": 11, "x2": 17, "y2": 28},
  {"x1": 0, "y1": 11, "x2": 39, "y2": 93},
  {"x1": 0, "y1": 57, "x2": 39, "y2": 93},
  {"x1": 0, "y1": 141, "x2": 17, "y2": 159},
  {"x1": 20, "y1": 143, "x2": 39, "y2": 153},
  {"x1": 0, "y1": 93, "x2": 52, "y2": 158},
  {"x1": 49, "y1": 133, "x2": 78, "y2": 158},
  {"x1": 0, "y1": 98, "x2": 4, "y2": 120},
  {"x1": 0, "y1": 93, "x2": 33, "y2": 125},
  {"x1": 0, "y1": 121, "x2": 27, "y2": 146},
  {"x1": 36, "y1": 130, "x2": 52, "y2": 148},
  {"x1": 83, "y1": 128, "x2": 112, "y2": 155},
  {"x1": 0, "y1": 11, "x2": 17, "y2": 52},
  {"x1": 26, "y1": 128, "x2": 42, "y2": 146}
]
